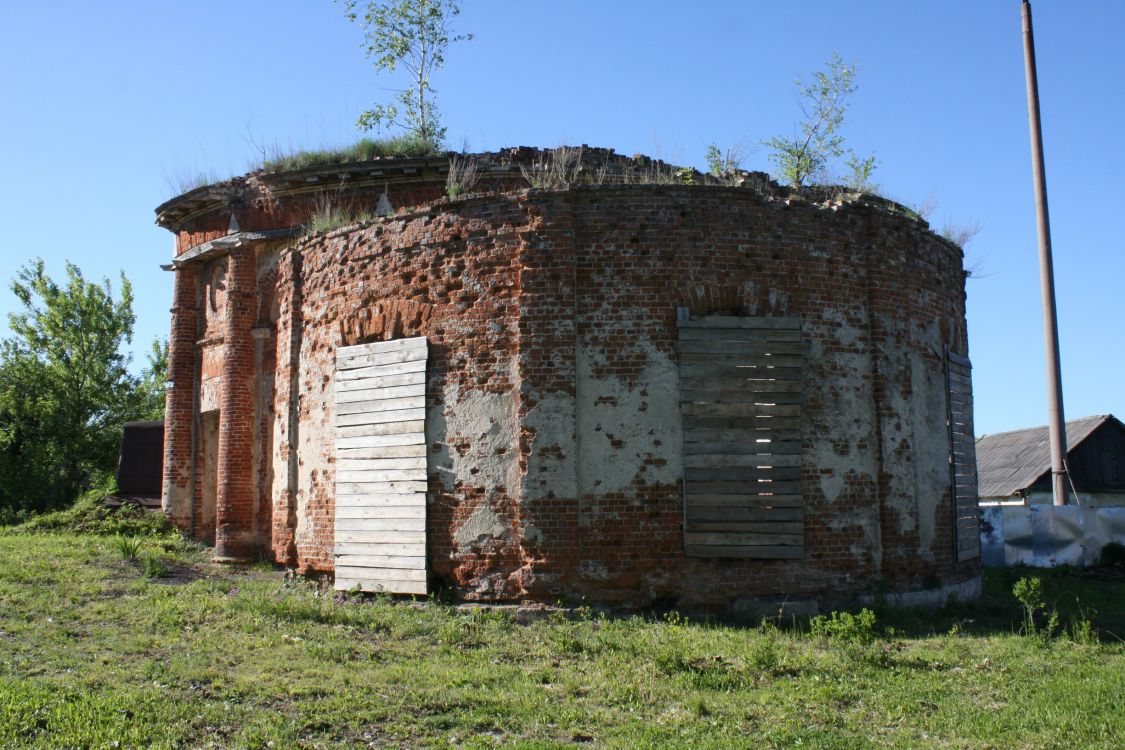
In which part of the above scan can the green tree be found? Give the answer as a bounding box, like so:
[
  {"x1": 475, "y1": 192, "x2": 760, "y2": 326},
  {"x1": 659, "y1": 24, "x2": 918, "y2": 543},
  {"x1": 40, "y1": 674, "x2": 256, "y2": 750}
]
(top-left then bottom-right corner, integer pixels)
[
  {"x1": 765, "y1": 53, "x2": 877, "y2": 188},
  {"x1": 343, "y1": 0, "x2": 471, "y2": 149},
  {"x1": 0, "y1": 260, "x2": 147, "y2": 513}
]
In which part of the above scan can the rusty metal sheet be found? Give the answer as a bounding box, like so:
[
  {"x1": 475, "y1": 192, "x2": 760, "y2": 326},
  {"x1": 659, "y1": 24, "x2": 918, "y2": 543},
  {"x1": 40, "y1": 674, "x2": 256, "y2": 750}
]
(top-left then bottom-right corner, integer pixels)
[{"x1": 980, "y1": 505, "x2": 1125, "y2": 567}]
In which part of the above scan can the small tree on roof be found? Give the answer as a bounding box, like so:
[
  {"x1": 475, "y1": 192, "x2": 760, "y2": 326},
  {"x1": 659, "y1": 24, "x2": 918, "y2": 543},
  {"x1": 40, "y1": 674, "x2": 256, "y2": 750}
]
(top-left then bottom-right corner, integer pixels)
[
  {"x1": 343, "y1": 0, "x2": 471, "y2": 150},
  {"x1": 765, "y1": 52, "x2": 877, "y2": 189}
]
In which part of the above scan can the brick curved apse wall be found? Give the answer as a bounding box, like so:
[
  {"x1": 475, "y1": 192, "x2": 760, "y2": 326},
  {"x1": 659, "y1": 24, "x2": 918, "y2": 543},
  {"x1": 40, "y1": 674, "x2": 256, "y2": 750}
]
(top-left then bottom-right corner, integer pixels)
[{"x1": 159, "y1": 154, "x2": 978, "y2": 609}]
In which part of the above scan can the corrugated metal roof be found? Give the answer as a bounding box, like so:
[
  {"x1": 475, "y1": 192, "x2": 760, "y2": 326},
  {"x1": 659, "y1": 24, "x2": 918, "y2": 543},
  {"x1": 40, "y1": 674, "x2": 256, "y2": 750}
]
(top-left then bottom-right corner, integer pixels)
[{"x1": 975, "y1": 415, "x2": 1113, "y2": 498}]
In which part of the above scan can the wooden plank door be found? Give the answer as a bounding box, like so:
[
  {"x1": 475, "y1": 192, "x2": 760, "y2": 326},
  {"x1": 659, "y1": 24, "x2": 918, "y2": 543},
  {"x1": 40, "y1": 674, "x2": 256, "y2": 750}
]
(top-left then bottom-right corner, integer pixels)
[
  {"x1": 678, "y1": 315, "x2": 807, "y2": 559},
  {"x1": 333, "y1": 337, "x2": 428, "y2": 594},
  {"x1": 946, "y1": 349, "x2": 980, "y2": 562}
]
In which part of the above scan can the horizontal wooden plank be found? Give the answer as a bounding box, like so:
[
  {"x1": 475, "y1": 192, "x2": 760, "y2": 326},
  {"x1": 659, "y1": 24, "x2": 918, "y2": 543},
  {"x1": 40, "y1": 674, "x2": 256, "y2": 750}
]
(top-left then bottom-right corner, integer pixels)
[
  {"x1": 679, "y1": 351, "x2": 805, "y2": 369},
  {"x1": 335, "y1": 530, "x2": 425, "y2": 545},
  {"x1": 336, "y1": 518, "x2": 426, "y2": 533},
  {"x1": 684, "y1": 452, "x2": 801, "y2": 468},
  {"x1": 337, "y1": 347, "x2": 427, "y2": 371},
  {"x1": 335, "y1": 554, "x2": 426, "y2": 569},
  {"x1": 335, "y1": 542, "x2": 425, "y2": 557},
  {"x1": 336, "y1": 383, "x2": 426, "y2": 404},
  {"x1": 946, "y1": 350, "x2": 972, "y2": 368},
  {"x1": 335, "y1": 481, "x2": 428, "y2": 495},
  {"x1": 337, "y1": 469, "x2": 426, "y2": 483},
  {"x1": 948, "y1": 371, "x2": 972, "y2": 386},
  {"x1": 335, "y1": 358, "x2": 427, "y2": 381},
  {"x1": 686, "y1": 506, "x2": 804, "y2": 523},
  {"x1": 338, "y1": 337, "x2": 427, "y2": 358},
  {"x1": 335, "y1": 505, "x2": 426, "y2": 520},
  {"x1": 681, "y1": 390, "x2": 805, "y2": 406},
  {"x1": 335, "y1": 419, "x2": 425, "y2": 438},
  {"x1": 335, "y1": 370, "x2": 425, "y2": 392},
  {"x1": 335, "y1": 492, "x2": 426, "y2": 507},
  {"x1": 685, "y1": 531, "x2": 803, "y2": 546},
  {"x1": 685, "y1": 493, "x2": 804, "y2": 508},
  {"x1": 682, "y1": 402, "x2": 801, "y2": 418},
  {"x1": 686, "y1": 480, "x2": 804, "y2": 495},
  {"x1": 680, "y1": 351, "x2": 804, "y2": 367},
  {"x1": 679, "y1": 316, "x2": 801, "y2": 330},
  {"x1": 679, "y1": 364, "x2": 803, "y2": 381},
  {"x1": 685, "y1": 467, "x2": 802, "y2": 482},
  {"x1": 677, "y1": 327, "x2": 803, "y2": 342},
  {"x1": 337, "y1": 443, "x2": 428, "y2": 460},
  {"x1": 683, "y1": 440, "x2": 802, "y2": 456},
  {"x1": 335, "y1": 432, "x2": 426, "y2": 450},
  {"x1": 683, "y1": 416, "x2": 801, "y2": 431},
  {"x1": 336, "y1": 456, "x2": 427, "y2": 471},
  {"x1": 684, "y1": 428, "x2": 801, "y2": 443},
  {"x1": 685, "y1": 544, "x2": 804, "y2": 560},
  {"x1": 679, "y1": 341, "x2": 805, "y2": 359},
  {"x1": 336, "y1": 408, "x2": 426, "y2": 427},
  {"x1": 679, "y1": 376, "x2": 804, "y2": 393},
  {"x1": 335, "y1": 565, "x2": 427, "y2": 583},
  {"x1": 335, "y1": 577, "x2": 427, "y2": 595},
  {"x1": 336, "y1": 395, "x2": 425, "y2": 415},
  {"x1": 685, "y1": 520, "x2": 804, "y2": 535}
]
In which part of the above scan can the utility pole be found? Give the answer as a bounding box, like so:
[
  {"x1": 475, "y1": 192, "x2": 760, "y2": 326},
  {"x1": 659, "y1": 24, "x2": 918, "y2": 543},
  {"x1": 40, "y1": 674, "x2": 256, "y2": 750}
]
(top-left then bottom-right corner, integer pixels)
[{"x1": 1020, "y1": 0, "x2": 1068, "y2": 505}]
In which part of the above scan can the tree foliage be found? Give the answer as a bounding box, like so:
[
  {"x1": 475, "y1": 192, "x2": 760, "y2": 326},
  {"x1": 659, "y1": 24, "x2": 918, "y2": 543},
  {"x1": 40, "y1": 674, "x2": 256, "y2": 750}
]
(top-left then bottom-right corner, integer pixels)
[
  {"x1": 343, "y1": 0, "x2": 471, "y2": 149},
  {"x1": 765, "y1": 53, "x2": 877, "y2": 188},
  {"x1": 0, "y1": 260, "x2": 163, "y2": 514}
]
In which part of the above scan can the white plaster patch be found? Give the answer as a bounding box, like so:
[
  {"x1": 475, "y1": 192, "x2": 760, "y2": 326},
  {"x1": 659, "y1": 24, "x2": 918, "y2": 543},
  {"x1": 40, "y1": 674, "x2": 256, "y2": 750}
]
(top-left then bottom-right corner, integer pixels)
[
  {"x1": 453, "y1": 501, "x2": 509, "y2": 546},
  {"x1": 426, "y1": 384, "x2": 520, "y2": 498},
  {"x1": 575, "y1": 337, "x2": 682, "y2": 497},
  {"x1": 820, "y1": 474, "x2": 845, "y2": 504},
  {"x1": 522, "y1": 391, "x2": 578, "y2": 500}
]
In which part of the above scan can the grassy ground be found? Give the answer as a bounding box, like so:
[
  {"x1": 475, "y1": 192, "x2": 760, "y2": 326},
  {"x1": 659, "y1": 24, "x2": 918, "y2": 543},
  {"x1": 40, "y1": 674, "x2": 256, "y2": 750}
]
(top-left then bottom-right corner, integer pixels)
[{"x1": 0, "y1": 529, "x2": 1122, "y2": 749}]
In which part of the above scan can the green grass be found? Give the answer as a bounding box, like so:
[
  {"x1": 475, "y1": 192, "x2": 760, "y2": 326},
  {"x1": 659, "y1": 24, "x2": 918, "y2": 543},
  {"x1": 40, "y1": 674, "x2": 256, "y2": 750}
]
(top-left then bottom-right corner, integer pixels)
[
  {"x1": 258, "y1": 136, "x2": 440, "y2": 173},
  {"x1": 0, "y1": 532, "x2": 1122, "y2": 749}
]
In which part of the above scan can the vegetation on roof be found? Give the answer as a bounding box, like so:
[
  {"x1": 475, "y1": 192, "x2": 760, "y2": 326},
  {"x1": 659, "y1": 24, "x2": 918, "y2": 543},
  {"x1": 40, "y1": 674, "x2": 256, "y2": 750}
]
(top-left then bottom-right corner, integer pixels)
[{"x1": 256, "y1": 135, "x2": 441, "y2": 173}]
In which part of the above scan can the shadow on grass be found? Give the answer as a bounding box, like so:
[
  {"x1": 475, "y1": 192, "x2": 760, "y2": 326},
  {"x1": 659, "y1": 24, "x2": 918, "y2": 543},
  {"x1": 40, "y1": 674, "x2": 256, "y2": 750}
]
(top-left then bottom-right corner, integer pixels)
[{"x1": 869, "y1": 565, "x2": 1125, "y2": 642}]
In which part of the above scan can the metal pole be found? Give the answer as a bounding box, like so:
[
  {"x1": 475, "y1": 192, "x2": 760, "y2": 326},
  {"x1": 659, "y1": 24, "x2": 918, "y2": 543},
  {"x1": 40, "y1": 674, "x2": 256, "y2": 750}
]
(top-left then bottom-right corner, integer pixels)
[{"x1": 1021, "y1": 0, "x2": 1068, "y2": 505}]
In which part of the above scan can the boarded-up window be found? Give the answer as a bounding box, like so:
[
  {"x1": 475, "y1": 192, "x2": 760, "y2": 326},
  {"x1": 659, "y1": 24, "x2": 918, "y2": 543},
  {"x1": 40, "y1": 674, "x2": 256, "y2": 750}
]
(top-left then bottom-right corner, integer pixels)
[
  {"x1": 946, "y1": 349, "x2": 980, "y2": 561},
  {"x1": 678, "y1": 315, "x2": 805, "y2": 559},
  {"x1": 334, "y1": 337, "x2": 428, "y2": 594}
]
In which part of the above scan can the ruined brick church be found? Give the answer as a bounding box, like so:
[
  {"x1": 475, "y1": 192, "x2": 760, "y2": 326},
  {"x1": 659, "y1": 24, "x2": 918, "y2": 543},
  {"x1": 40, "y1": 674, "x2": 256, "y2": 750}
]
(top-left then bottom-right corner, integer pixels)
[{"x1": 157, "y1": 147, "x2": 980, "y2": 609}]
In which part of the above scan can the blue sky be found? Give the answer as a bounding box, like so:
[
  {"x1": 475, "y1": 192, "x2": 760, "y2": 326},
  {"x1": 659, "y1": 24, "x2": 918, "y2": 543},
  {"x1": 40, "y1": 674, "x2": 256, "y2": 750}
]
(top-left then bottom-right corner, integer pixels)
[{"x1": 0, "y1": 1, "x2": 1122, "y2": 437}]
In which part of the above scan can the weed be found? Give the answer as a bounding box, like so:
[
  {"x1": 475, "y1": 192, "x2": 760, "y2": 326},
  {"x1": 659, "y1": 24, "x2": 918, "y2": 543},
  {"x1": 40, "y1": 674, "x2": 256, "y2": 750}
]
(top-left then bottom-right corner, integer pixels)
[
  {"x1": 705, "y1": 143, "x2": 745, "y2": 185},
  {"x1": 141, "y1": 553, "x2": 168, "y2": 579},
  {"x1": 749, "y1": 618, "x2": 784, "y2": 674},
  {"x1": 304, "y1": 190, "x2": 377, "y2": 236},
  {"x1": 810, "y1": 608, "x2": 878, "y2": 646},
  {"x1": 1068, "y1": 599, "x2": 1099, "y2": 645},
  {"x1": 809, "y1": 607, "x2": 899, "y2": 665},
  {"x1": 1012, "y1": 576, "x2": 1059, "y2": 640},
  {"x1": 114, "y1": 534, "x2": 143, "y2": 561},
  {"x1": 520, "y1": 146, "x2": 583, "y2": 190},
  {"x1": 940, "y1": 220, "x2": 983, "y2": 248},
  {"x1": 445, "y1": 154, "x2": 480, "y2": 197}
]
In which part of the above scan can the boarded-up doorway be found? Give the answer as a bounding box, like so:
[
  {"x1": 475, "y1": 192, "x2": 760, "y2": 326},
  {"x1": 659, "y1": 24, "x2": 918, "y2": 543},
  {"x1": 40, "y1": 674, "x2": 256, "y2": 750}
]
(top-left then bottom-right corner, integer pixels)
[{"x1": 333, "y1": 337, "x2": 428, "y2": 594}]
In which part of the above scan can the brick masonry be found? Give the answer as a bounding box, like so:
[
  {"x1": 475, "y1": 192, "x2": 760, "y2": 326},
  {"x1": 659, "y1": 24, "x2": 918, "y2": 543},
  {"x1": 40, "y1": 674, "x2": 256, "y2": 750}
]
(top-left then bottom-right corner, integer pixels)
[{"x1": 159, "y1": 150, "x2": 979, "y2": 609}]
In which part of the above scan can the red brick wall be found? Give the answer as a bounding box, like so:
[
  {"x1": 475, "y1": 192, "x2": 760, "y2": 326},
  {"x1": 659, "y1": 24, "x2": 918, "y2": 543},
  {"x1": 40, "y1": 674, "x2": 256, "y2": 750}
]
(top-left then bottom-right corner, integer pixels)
[{"x1": 164, "y1": 173, "x2": 976, "y2": 607}]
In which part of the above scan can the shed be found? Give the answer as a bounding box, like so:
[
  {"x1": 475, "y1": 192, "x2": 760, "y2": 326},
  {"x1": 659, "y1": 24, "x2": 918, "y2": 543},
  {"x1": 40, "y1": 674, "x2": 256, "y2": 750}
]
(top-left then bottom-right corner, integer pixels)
[
  {"x1": 107, "y1": 420, "x2": 165, "y2": 508},
  {"x1": 976, "y1": 414, "x2": 1125, "y2": 506}
]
